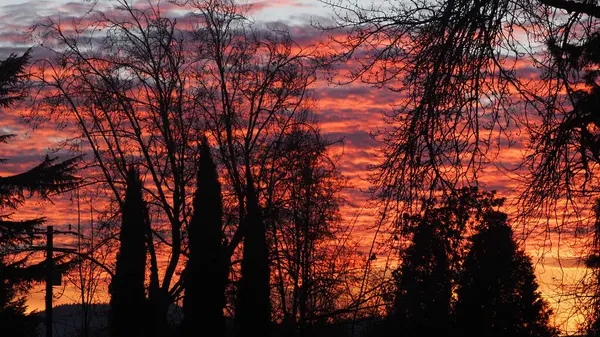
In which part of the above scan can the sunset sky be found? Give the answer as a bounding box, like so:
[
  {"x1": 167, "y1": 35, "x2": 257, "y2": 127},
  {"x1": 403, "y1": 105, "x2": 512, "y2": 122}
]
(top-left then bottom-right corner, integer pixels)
[{"x1": 0, "y1": 0, "x2": 589, "y2": 334}]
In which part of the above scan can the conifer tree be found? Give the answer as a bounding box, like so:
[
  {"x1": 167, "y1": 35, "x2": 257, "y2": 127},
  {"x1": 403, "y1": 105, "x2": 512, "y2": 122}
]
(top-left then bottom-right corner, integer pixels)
[
  {"x1": 0, "y1": 49, "x2": 29, "y2": 108},
  {"x1": 182, "y1": 139, "x2": 228, "y2": 337},
  {"x1": 236, "y1": 171, "x2": 271, "y2": 337},
  {"x1": 109, "y1": 167, "x2": 147, "y2": 337},
  {"x1": 455, "y1": 211, "x2": 558, "y2": 337},
  {"x1": 0, "y1": 50, "x2": 80, "y2": 337},
  {"x1": 388, "y1": 214, "x2": 453, "y2": 337}
]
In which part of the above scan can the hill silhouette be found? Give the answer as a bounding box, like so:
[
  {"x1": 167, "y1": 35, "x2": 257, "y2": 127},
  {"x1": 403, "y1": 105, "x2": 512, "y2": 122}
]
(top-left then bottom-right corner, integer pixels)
[
  {"x1": 34, "y1": 303, "x2": 183, "y2": 337},
  {"x1": 33, "y1": 304, "x2": 378, "y2": 337}
]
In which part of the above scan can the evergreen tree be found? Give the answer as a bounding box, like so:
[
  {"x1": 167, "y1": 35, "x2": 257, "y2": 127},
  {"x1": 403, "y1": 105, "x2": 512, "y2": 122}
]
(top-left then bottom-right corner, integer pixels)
[
  {"x1": 455, "y1": 211, "x2": 558, "y2": 337},
  {"x1": 181, "y1": 139, "x2": 228, "y2": 337},
  {"x1": 0, "y1": 49, "x2": 29, "y2": 108},
  {"x1": 384, "y1": 188, "x2": 534, "y2": 337},
  {"x1": 109, "y1": 167, "x2": 147, "y2": 337},
  {"x1": 0, "y1": 51, "x2": 80, "y2": 337},
  {"x1": 387, "y1": 213, "x2": 453, "y2": 337},
  {"x1": 236, "y1": 170, "x2": 271, "y2": 337}
]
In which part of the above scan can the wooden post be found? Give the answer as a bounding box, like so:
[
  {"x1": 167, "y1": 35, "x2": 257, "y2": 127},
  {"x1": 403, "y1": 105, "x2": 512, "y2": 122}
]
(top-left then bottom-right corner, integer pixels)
[{"x1": 46, "y1": 225, "x2": 53, "y2": 337}]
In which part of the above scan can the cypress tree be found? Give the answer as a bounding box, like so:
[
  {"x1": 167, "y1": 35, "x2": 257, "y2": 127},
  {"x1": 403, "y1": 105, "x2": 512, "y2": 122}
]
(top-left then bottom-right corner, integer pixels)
[
  {"x1": 236, "y1": 170, "x2": 270, "y2": 337},
  {"x1": 182, "y1": 139, "x2": 228, "y2": 337},
  {"x1": 109, "y1": 167, "x2": 147, "y2": 337},
  {"x1": 455, "y1": 211, "x2": 558, "y2": 337}
]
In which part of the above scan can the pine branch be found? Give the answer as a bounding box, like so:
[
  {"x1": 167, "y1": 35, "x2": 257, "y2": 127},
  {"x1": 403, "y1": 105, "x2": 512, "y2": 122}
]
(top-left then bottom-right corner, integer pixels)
[
  {"x1": 0, "y1": 50, "x2": 31, "y2": 108},
  {"x1": 0, "y1": 155, "x2": 83, "y2": 209},
  {"x1": 2, "y1": 254, "x2": 76, "y2": 285},
  {"x1": 0, "y1": 134, "x2": 15, "y2": 144},
  {"x1": 0, "y1": 135, "x2": 16, "y2": 163},
  {"x1": 0, "y1": 217, "x2": 46, "y2": 247}
]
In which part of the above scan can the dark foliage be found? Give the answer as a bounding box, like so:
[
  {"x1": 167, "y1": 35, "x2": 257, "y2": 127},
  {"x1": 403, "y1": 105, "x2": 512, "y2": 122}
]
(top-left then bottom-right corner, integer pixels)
[
  {"x1": 384, "y1": 187, "x2": 493, "y2": 337},
  {"x1": 109, "y1": 167, "x2": 147, "y2": 337},
  {"x1": 0, "y1": 152, "x2": 82, "y2": 210},
  {"x1": 387, "y1": 218, "x2": 452, "y2": 337},
  {"x1": 181, "y1": 139, "x2": 228, "y2": 337},
  {"x1": 0, "y1": 295, "x2": 41, "y2": 337},
  {"x1": 236, "y1": 172, "x2": 271, "y2": 337},
  {"x1": 0, "y1": 50, "x2": 80, "y2": 337},
  {"x1": 383, "y1": 188, "x2": 558, "y2": 337},
  {"x1": 455, "y1": 211, "x2": 558, "y2": 337},
  {"x1": 0, "y1": 49, "x2": 29, "y2": 108}
]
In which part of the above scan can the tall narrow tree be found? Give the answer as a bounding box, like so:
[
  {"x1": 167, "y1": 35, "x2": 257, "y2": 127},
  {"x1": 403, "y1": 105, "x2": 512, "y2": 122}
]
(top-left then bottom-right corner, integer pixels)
[
  {"x1": 109, "y1": 167, "x2": 147, "y2": 337},
  {"x1": 455, "y1": 211, "x2": 558, "y2": 337},
  {"x1": 236, "y1": 170, "x2": 271, "y2": 337},
  {"x1": 182, "y1": 139, "x2": 227, "y2": 337}
]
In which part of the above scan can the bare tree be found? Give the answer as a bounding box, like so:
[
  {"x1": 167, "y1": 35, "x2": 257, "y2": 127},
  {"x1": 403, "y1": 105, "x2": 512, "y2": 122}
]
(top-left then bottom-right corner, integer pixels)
[
  {"x1": 189, "y1": 0, "x2": 322, "y2": 255},
  {"x1": 321, "y1": 0, "x2": 529, "y2": 214},
  {"x1": 187, "y1": 1, "x2": 325, "y2": 335},
  {"x1": 319, "y1": 0, "x2": 600, "y2": 333},
  {"x1": 264, "y1": 122, "x2": 357, "y2": 335},
  {"x1": 63, "y1": 191, "x2": 110, "y2": 337},
  {"x1": 30, "y1": 1, "x2": 202, "y2": 334},
  {"x1": 319, "y1": 0, "x2": 599, "y2": 227},
  {"x1": 30, "y1": 0, "x2": 326, "y2": 335}
]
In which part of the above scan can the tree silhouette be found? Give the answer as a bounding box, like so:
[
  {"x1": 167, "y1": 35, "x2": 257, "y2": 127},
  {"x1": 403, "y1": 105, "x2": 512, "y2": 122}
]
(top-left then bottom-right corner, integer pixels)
[
  {"x1": 0, "y1": 51, "x2": 80, "y2": 337},
  {"x1": 455, "y1": 211, "x2": 558, "y2": 337},
  {"x1": 386, "y1": 209, "x2": 453, "y2": 337},
  {"x1": 522, "y1": 22, "x2": 600, "y2": 211},
  {"x1": 109, "y1": 167, "x2": 147, "y2": 337},
  {"x1": 266, "y1": 125, "x2": 350, "y2": 334},
  {"x1": 32, "y1": 1, "x2": 322, "y2": 333},
  {"x1": 382, "y1": 188, "x2": 535, "y2": 337},
  {"x1": 33, "y1": 3, "x2": 204, "y2": 332},
  {"x1": 0, "y1": 49, "x2": 30, "y2": 108},
  {"x1": 181, "y1": 139, "x2": 228, "y2": 337},
  {"x1": 320, "y1": 1, "x2": 600, "y2": 284},
  {"x1": 236, "y1": 172, "x2": 271, "y2": 337},
  {"x1": 186, "y1": 2, "x2": 323, "y2": 335},
  {"x1": 583, "y1": 199, "x2": 600, "y2": 337}
]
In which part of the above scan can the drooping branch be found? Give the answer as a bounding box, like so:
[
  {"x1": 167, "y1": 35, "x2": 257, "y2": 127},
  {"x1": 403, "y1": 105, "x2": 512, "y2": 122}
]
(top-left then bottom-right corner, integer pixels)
[{"x1": 538, "y1": 0, "x2": 600, "y2": 18}]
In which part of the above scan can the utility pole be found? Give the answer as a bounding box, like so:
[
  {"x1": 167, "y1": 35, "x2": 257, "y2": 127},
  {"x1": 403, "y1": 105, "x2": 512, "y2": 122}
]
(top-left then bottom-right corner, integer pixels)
[
  {"x1": 46, "y1": 225, "x2": 53, "y2": 337},
  {"x1": 16, "y1": 225, "x2": 108, "y2": 337}
]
